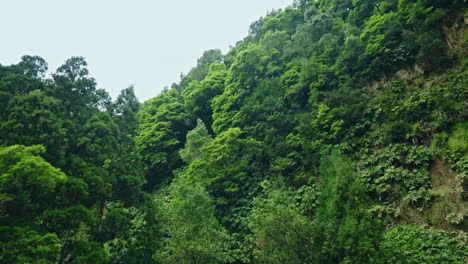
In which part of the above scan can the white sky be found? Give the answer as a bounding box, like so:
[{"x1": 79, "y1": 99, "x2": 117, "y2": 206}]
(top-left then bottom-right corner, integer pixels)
[{"x1": 0, "y1": 0, "x2": 293, "y2": 102}]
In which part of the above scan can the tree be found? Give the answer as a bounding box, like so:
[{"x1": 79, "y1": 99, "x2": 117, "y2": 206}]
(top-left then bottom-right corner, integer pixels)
[
  {"x1": 53, "y1": 56, "x2": 109, "y2": 116},
  {"x1": 155, "y1": 175, "x2": 232, "y2": 264},
  {"x1": 112, "y1": 85, "x2": 140, "y2": 136},
  {"x1": 0, "y1": 145, "x2": 66, "y2": 216},
  {"x1": 197, "y1": 49, "x2": 223, "y2": 66},
  {"x1": 100, "y1": 202, "x2": 160, "y2": 264},
  {"x1": 211, "y1": 44, "x2": 269, "y2": 134},
  {"x1": 186, "y1": 128, "x2": 248, "y2": 206},
  {"x1": 178, "y1": 49, "x2": 224, "y2": 91},
  {"x1": 249, "y1": 182, "x2": 316, "y2": 264},
  {"x1": 16, "y1": 55, "x2": 48, "y2": 79},
  {"x1": 0, "y1": 69, "x2": 46, "y2": 122},
  {"x1": 179, "y1": 119, "x2": 213, "y2": 163},
  {"x1": 182, "y1": 63, "x2": 227, "y2": 130},
  {"x1": 54, "y1": 56, "x2": 91, "y2": 83},
  {"x1": 0, "y1": 90, "x2": 68, "y2": 166},
  {"x1": 313, "y1": 150, "x2": 383, "y2": 263},
  {"x1": 0, "y1": 226, "x2": 61, "y2": 264},
  {"x1": 136, "y1": 89, "x2": 189, "y2": 188}
]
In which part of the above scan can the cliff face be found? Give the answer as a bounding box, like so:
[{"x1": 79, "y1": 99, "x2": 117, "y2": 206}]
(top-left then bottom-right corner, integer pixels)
[
  {"x1": 443, "y1": 12, "x2": 467, "y2": 52},
  {"x1": 366, "y1": 47, "x2": 467, "y2": 230}
]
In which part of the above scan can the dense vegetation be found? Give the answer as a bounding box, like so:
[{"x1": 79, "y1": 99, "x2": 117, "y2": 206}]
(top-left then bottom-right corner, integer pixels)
[{"x1": 0, "y1": 0, "x2": 466, "y2": 263}]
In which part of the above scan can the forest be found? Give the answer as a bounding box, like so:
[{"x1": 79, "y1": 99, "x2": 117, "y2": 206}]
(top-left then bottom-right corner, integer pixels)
[{"x1": 0, "y1": 0, "x2": 466, "y2": 263}]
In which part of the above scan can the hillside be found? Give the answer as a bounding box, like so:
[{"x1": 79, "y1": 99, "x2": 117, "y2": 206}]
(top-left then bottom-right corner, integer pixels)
[{"x1": 0, "y1": 0, "x2": 467, "y2": 263}]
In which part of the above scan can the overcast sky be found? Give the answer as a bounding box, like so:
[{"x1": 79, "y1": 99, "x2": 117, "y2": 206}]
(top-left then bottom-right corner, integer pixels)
[{"x1": 0, "y1": 0, "x2": 293, "y2": 102}]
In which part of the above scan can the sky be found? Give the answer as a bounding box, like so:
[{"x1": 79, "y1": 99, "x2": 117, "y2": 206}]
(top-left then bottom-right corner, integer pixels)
[{"x1": 0, "y1": 0, "x2": 293, "y2": 102}]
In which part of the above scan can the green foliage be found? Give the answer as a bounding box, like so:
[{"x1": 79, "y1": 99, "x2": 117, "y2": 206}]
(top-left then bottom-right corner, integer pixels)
[
  {"x1": 0, "y1": 1, "x2": 466, "y2": 262},
  {"x1": 62, "y1": 240, "x2": 109, "y2": 264},
  {"x1": 186, "y1": 127, "x2": 262, "y2": 211},
  {"x1": 447, "y1": 123, "x2": 468, "y2": 152},
  {"x1": 41, "y1": 206, "x2": 93, "y2": 234},
  {"x1": 136, "y1": 89, "x2": 189, "y2": 188},
  {"x1": 361, "y1": 12, "x2": 402, "y2": 60},
  {"x1": 0, "y1": 56, "x2": 152, "y2": 263},
  {"x1": 102, "y1": 202, "x2": 160, "y2": 264},
  {"x1": 310, "y1": 103, "x2": 344, "y2": 142},
  {"x1": 182, "y1": 63, "x2": 227, "y2": 129},
  {"x1": 249, "y1": 8, "x2": 303, "y2": 41},
  {"x1": 249, "y1": 182, "x2": 316, "y2": 264},
  {"x1": 0, "y1": 145, "x2": 66, "y2": 216},
  {"x1": 382, "y1": 225, "x2": 467, "y2": 263},
  {"x1": 0, "y1": 226, "x2": 61, "y2": 264},
  {"x1": 155, "y1": 175, "x2": 232, "y2": 264},
  {"x1": 0, "y1": 90, "x2": 67, "y2": 165},
  {"x1": 178, "y1": 49, "x2": 224, "y2": 91},
  {"x1": 53, "y1": 56, "x2": 109, "y2": 113},
  {"x1": 212, "y1": 44, "x2": 270, "y2": 134},
  {"x1": 359, "y1": 144, "x2": 433, "y2": 207},
  {"x1": 16, "y1": 55, "x2": 48, "y2": 79},
  {"x1": 111, "y1": 85, "x2": 140, "y2": 136},
  {"x1": 179, "y1": 119, "x2": 213, "y2": 163},
  {"x1": 314, "y1": 150, "x2": 383, "y2": 263}
]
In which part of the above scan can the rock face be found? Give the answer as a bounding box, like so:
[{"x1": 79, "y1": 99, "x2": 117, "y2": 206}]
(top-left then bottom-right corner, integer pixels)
[{"x1": 443, "y1": 12, "x2": 467, "y2": 52}]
